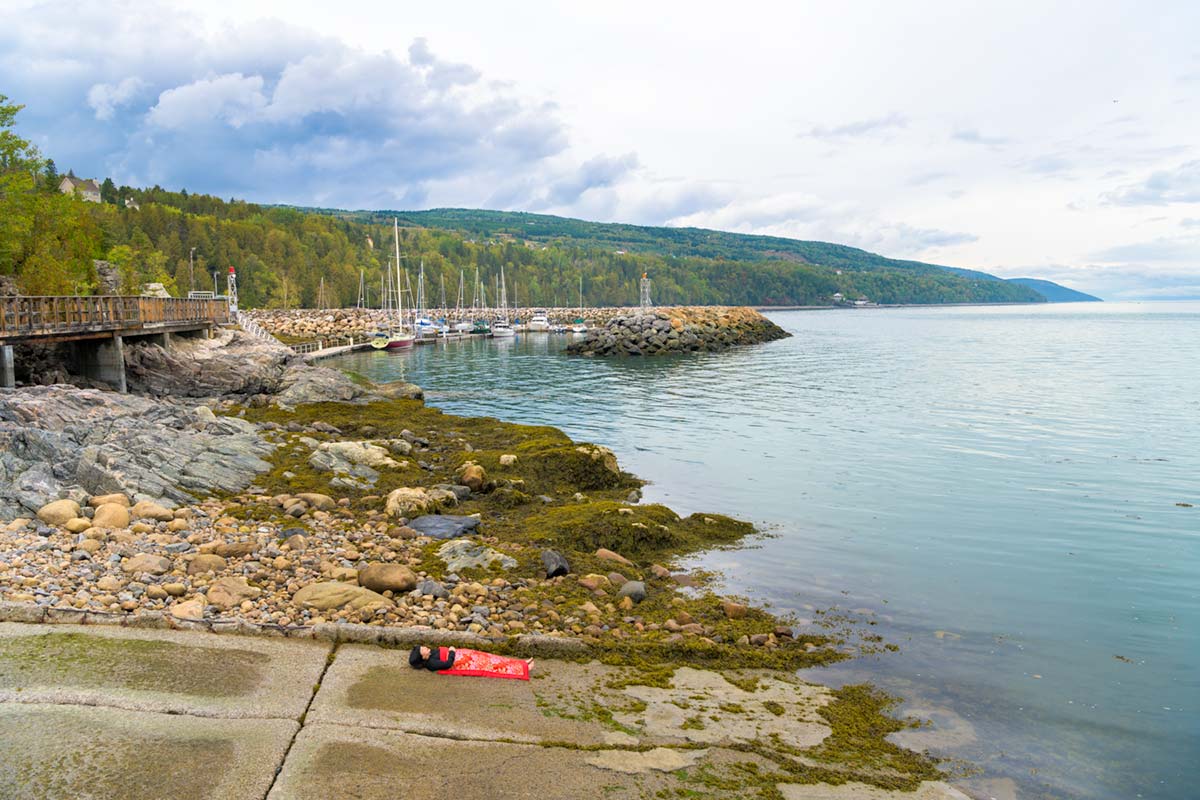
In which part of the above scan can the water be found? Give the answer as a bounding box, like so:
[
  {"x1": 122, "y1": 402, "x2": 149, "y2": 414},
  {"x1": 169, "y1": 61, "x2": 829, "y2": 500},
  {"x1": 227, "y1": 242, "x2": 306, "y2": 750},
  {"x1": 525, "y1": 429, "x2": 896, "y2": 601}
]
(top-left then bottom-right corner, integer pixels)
[{"x1": 330, "y1": 303, "x2": 1200, "y2": 799}]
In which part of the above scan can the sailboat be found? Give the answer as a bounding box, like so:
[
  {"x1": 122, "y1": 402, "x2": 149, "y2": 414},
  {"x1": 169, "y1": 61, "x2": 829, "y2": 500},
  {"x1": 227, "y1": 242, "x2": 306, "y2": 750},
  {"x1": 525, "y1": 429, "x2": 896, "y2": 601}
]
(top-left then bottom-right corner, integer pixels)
[
  {"x1": 570, "y1": 275, "x2": 588, "y2": 333},
  {"x1": 470, "y1": 267, "x2": 490, "y2": 334},
  {"x1": 453, "y1": 270, "x2": 472, "y2": 333},
  {"x1": 413, "y1": 260, "x2": 439, "y2": 340},
  {"x1": 492, "y1": 265, "x2": 515, "y2": 337},
  {"x1": 371, "y1": 219, "x2": 415, "y2": 349}
]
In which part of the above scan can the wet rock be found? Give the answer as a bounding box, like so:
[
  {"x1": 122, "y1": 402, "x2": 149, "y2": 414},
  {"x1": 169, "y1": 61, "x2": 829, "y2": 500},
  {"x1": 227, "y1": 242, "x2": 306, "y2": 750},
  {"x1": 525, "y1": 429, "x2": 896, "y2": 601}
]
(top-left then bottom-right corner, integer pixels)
[
  {"x1": 616, "y1": 581, "x2": 647, "y2": 604},
  {"x1": 722, "y1": 601, "x2": 748, "y2": 620},
  {"x1": 406, "y1": 515, "x2": 480, "y2": 540},
  {"x1": 437, "y1": 539, "x2": 516, "y2": 572},
  {"x1": 541, "y1": 549, "x2": 570, "y2": 578}
]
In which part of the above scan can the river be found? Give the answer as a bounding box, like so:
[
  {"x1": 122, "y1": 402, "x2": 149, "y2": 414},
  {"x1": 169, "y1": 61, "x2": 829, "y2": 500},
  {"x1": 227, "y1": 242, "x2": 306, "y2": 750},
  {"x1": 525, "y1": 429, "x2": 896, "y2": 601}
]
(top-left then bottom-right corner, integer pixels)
[{"x1": 328, "y1": 302, "x2": 1199, "y2": 800}]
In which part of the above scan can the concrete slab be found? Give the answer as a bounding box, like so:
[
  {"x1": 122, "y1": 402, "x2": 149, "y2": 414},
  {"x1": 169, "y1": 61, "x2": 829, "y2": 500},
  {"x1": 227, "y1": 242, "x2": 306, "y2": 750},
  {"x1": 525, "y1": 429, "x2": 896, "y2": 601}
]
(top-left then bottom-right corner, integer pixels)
[
  {"x1": 266, "y1": 724, "x2": 654, "y2": 800},
  {"x1": 0, "y1": 622, "x2": 331, "y2": 719},
  {"x1": 778, "y1": 781, "x2": 973, "y2": 800},
  {"x1": 307, "y1": 643, "x2": 614, "y2": 745},
  {"x1": 0, "y1": 703, "x2": 296, "y2": 800}
]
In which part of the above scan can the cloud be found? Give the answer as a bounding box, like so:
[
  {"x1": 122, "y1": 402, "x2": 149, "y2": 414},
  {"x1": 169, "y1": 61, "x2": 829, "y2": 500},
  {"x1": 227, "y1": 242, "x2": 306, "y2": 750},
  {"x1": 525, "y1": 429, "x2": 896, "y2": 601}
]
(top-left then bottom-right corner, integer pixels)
[
  {"x1": 1091, "y1": 234, "x2": 1200, "y2": 264},
  {"x1": 86, "y1": 76, "x2": 146, "y2": 121},
  {"x1": 798, "y1": 112, "x2": 907, "y2": 140},
  {"x1": 0, "y1": 0, "x2": 578, "y2": 208},
  {"x1": 951, "y1": 129, "x2": 1009, "y2": 146},
  {"x1": 1103, "y1": 160, "x2": 1200, "y2": 206}
]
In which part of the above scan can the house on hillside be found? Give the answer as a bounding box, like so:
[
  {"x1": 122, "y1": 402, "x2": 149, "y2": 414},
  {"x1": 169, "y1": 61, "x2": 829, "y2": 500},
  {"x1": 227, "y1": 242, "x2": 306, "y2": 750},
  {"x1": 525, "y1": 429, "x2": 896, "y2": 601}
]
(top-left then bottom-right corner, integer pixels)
[
  {"x1": 59, "y1": 172, "x2": 102, "y2": 203},
  {"x1": 124, "y1": 197, "x2": 140, "y2": 210}
]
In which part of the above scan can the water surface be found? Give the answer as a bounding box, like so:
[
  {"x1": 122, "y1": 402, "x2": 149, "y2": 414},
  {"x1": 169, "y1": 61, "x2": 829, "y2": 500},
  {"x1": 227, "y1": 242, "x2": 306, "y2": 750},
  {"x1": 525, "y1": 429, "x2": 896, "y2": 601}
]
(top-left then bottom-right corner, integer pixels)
[{"x1": 330, "y1": 302, "x2": 1199, "y2": 800}]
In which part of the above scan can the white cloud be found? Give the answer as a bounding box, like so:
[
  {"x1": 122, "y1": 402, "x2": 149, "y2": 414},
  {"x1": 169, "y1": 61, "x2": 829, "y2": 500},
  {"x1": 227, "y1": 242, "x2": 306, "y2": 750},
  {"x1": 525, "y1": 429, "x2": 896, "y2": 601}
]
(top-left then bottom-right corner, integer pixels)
[{"x1": 86, "y1": 76, "x2": 146, "y2": 120}]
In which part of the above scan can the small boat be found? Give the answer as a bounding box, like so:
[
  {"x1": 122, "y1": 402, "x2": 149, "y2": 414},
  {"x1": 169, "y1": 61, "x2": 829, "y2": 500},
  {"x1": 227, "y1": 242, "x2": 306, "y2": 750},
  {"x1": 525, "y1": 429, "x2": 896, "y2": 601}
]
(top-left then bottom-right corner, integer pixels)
[
  {"x1": 569, "y1": 276, "x2": 588, "y2": 333},
  {"x1": 528, "y1": 311, "x2": 551, "y2": 332},
  {"x1": 471, "y1": 319, "x2": 491, "y2": 335},
  {"x1": 492, "y1": 264, "x2": 516, "y2": 337},
  {"x1": 371, "y1": 218, "x2": 416, "y2": 349}
]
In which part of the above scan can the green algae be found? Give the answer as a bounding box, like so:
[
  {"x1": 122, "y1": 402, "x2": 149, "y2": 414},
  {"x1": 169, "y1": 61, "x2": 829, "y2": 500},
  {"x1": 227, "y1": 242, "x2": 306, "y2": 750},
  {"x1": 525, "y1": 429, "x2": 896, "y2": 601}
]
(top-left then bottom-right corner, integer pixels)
[{"x1": 0, "y1": 633, "x2": 267, "y2": 698}]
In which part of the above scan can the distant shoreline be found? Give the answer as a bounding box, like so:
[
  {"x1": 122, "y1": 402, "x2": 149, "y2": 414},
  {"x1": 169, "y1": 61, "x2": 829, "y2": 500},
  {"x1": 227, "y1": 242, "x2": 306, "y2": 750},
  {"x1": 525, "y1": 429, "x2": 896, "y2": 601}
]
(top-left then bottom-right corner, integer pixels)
[{"x1": 757, "y1": 301, "x2": 1076, "y2": 312}]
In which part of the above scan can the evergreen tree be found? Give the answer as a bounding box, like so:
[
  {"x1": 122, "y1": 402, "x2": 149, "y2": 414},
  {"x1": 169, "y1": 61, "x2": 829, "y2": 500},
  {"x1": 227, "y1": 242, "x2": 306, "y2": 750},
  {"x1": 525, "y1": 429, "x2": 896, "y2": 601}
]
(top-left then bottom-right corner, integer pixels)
[{"x1": 101, "y1": 177, "x2": 117, "y2": 204}]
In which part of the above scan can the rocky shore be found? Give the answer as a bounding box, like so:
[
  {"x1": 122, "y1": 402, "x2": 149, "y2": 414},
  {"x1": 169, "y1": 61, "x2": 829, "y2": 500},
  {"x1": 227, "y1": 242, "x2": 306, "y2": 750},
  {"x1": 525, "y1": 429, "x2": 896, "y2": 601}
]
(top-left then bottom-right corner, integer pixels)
[
  {"x1": 0, "y1": 347, "x2": 952, "y2": 795},
  {"x1": 566, "y1": 306, "x2": 791, "y2": 356}
]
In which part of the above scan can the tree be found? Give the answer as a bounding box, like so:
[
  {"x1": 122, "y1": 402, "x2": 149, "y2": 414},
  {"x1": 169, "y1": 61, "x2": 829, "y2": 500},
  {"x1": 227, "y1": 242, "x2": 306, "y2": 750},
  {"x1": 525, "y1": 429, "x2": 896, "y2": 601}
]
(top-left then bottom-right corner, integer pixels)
[
  {"x1": 0, "y1": 94, "x2": 43, "y2": 276},
  {"x1": 101, "y1": 177, "x2": 118, "y2": 204},
  {"x1": 43, "y1": 158, "x2": 59, "y2": 190}
]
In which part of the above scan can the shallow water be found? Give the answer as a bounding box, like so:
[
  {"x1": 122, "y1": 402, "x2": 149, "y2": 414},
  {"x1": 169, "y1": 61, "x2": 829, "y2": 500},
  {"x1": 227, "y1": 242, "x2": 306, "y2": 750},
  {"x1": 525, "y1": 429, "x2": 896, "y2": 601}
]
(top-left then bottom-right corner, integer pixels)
[{"x1": 330, "y1": 302, "x2": 1199, "y2": 799}]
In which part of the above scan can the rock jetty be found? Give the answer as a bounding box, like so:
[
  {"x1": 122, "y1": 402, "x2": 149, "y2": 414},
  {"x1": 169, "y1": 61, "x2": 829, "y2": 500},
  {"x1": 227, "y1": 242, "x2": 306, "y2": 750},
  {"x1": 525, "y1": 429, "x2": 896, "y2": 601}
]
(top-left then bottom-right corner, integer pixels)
[{"x1": 566, "y1": 306, "x2": 790, "y2": 356}]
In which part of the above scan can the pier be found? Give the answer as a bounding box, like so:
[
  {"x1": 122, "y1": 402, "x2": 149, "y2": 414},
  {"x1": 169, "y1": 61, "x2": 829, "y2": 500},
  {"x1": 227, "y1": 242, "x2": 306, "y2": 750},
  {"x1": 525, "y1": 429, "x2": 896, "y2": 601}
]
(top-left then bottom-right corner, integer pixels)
[{"x1": 0, "y1": 295, "x2": 231, "y2": 391}]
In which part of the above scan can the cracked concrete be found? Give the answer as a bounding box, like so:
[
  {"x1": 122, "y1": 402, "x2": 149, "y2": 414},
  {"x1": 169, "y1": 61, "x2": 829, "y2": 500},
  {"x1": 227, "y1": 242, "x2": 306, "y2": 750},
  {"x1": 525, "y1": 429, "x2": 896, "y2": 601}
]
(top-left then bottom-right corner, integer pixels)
[{"x1": 0, "y1": 623, "x2": 976, "y2": 799}]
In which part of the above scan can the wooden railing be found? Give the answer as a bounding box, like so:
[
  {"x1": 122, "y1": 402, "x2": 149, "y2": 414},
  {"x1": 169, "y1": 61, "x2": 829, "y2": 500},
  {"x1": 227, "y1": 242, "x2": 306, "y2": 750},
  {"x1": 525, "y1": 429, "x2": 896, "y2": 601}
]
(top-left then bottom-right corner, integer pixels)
[{"x1": 0, "y1": 295, "x2": 231, "y2": 342}]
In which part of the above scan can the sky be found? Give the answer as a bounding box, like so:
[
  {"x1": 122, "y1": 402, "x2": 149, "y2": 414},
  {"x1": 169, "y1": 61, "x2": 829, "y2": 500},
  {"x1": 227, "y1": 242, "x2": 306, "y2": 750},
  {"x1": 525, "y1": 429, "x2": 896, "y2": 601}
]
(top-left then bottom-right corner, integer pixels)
[{"x1": 1, "y1": 0, "x2": 1197, "y2": 299}]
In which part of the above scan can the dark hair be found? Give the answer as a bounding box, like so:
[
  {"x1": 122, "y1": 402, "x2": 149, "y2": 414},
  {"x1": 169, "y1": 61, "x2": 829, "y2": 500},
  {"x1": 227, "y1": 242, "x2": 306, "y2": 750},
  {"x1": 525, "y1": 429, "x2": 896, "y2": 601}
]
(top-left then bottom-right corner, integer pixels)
[{"x1": 409, "y1": 646, "x2": 426, "y2": 668}]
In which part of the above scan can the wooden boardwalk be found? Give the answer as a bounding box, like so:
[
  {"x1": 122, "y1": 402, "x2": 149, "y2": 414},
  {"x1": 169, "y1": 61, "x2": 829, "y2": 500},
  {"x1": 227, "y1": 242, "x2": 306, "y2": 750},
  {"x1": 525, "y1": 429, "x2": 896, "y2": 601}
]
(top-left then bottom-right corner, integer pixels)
[{"x1": 0, "y1": 295, "x2": 230, "y2": 346}]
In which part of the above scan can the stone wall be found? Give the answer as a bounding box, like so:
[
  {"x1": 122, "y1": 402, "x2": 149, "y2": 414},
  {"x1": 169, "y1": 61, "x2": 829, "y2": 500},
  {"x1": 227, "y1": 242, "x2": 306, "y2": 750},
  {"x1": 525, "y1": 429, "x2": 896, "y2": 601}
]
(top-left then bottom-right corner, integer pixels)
[{"x1": 565, "y1": 307, "x2": 790, "y2": 357}]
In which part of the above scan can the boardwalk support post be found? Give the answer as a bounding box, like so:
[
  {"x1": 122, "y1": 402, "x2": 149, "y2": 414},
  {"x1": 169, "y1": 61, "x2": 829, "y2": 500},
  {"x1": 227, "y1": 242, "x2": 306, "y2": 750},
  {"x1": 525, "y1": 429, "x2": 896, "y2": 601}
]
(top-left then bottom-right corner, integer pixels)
[
  {"x1": 72, "y1": 334, "x2": 126, "y2": 393},
  {"x1": 0, "y1": 345, "x2": 13, "y2": 389}
]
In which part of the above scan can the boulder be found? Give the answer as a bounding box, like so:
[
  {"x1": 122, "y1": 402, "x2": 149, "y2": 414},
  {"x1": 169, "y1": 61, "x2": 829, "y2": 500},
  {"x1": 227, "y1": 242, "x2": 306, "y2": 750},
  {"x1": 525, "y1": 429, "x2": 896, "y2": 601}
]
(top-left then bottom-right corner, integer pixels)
[
  {"x1": 579, "y1": 574, "x2": 611, "y2": 592},
  {"x1": 437, "y1": 539, "x2": 517, "y2": 572},
  {"x1": 91, "y1": 502, "x2": 131, "y2": 529},
  {"x1": 372, "y1": 381, "x2": 424, "y2": 401},
  {"x1": 310, "y1": 441, "x2": 399, "y2": 472},
  {"x1": 406, "y1": 515, "x2": 481, "y2": 540},
  {"x1": 88, "y1": 493, "x2": 130, "y2": 508},
  {"x1": 296, "y1": 492, "x2": 336, "y2": 511},
  {"x1": 292, "y1": 581, "x2": 394, "y2": 611},
  {"x1": 214, "y1": 540, "x2": 258, "y2": 559},
  {"x1": 283, "y1": 533, "x2": 307, "y2": 551},
  {"x1": 499, "y1": 454, "x2": 518, "y2": 467},
  {"x1": 595, "y1": 548, "x2": 633, "y2": 566},
  {"x1": 616, "y1": 581, "x2": 647, "y2": 604},
  {"x1": 131, "y1": 500, "x2": 175, "y2": 522},
  {"x1": 37, "y1": 499, "x2": 80, "y2": 526},
  {"x1": 187, "y1": 554, "x2": 228, "y2": 575},
  {"x1": 206, "y1": 577, "x2": 262, "y2": 610},
  {"x1": 722, "y1": 601, "x2": 748, "y2": 620},
  {"x1": 384, "y1": 488, "x2": 439, "y2": 518},
  {"x1": 541, "y1": 549, "x2": 570, "y2": 578},
  {"x1": 64, "y1": 518, "x2": 92, "y2": 533},
  {"x1": 358, "y1": 563, "x2": 418, "y2": 593},
  {"x1": 458, "y1": 463, "x2": 487, "y2": 492},
  {"x1": 170, "y1": 597, "x2": 206, "y2": 619},
  {"x1": 415, "y1": 579, "x2": 449, "y2": 599},
  {"x1": 123, "y1": 553, "x2": 172, "y2": 575}
]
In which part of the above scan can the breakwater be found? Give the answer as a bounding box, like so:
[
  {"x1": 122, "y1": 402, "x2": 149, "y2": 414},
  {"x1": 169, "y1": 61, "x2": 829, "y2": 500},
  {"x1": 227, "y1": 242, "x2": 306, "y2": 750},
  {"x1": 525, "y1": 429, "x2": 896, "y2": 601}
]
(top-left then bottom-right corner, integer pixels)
[
  {"x1": 245, "y1": 307, "x2": 625, "y2": 341},
  {"x1": 565, "y1": 306, "x2": 790, "y2": 356}
]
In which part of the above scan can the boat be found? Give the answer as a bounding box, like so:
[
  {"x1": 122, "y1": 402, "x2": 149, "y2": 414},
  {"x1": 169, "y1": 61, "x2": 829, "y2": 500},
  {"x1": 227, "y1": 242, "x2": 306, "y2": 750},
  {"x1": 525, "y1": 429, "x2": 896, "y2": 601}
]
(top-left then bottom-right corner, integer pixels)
[
  {"x1": 528, "y1": 310, "x2": 551, "y2": 331},
  {"x1": 492, "y1": 264, "x2": 515, "y2": 337},
  {"x1": 452, "y1": 270, "x2": 472, "y2": 333},
  {"x1": 371, "y1": 219, "x2": 415, "y2": 349},
  {"x1": 569, "y1": 275, "x2": 588, "y2": 333}
]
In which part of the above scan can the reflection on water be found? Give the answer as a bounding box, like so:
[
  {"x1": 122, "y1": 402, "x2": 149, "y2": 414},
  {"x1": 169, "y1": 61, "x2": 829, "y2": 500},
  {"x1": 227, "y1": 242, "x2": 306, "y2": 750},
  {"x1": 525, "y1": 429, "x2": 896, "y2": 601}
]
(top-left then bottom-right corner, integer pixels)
[{"x1": 330, "y1": 303, "x2": 1200, "y2": 800}]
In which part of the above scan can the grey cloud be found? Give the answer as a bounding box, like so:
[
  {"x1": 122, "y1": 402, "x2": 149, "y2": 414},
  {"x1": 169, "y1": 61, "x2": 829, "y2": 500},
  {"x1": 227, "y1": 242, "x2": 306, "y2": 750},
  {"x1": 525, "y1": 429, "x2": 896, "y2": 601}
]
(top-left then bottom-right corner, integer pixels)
[
  {"x1": 0, "y1": 1, "x2": 582, "y2": 209},
  {"x1": 1104, "y1": 160, "x2": 1200, "y2": 206},
  {"x1": 536, "y1": 152, "x2": 640, "y2": 208},
  {"x1": 799, "y1": 112, "x2": 906, "y2": 139}
]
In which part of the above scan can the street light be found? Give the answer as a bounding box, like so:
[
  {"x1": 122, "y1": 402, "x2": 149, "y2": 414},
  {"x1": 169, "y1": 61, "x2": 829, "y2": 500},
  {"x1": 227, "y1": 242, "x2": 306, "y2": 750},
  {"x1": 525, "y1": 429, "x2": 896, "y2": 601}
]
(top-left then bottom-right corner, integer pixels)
[{"x1": 189, "y1": 247, "x2": 196, "y2": 295}]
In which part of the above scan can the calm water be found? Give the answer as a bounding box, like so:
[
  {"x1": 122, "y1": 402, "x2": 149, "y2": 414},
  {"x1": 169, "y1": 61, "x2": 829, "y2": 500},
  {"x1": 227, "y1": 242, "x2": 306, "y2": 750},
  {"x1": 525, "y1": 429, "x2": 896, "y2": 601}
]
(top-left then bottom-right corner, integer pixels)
[{"x1": 330, "y1": 303, "x2": 1199, "y2": 800}]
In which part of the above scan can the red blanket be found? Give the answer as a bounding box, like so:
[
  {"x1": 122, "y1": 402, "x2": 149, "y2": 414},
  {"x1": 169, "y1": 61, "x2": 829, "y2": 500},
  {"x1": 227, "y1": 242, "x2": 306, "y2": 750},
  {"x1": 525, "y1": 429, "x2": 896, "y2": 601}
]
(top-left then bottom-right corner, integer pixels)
[{"x1": 436, "y1": 647, "x2": 530, "y2": 681}]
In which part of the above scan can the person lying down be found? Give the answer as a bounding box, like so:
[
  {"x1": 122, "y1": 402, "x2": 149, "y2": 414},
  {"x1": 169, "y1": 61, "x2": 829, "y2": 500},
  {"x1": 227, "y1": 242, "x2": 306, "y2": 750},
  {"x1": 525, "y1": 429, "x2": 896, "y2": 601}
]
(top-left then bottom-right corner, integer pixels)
[{"x1": 409, "y1": 645, "x2": 536, "y2": 681}]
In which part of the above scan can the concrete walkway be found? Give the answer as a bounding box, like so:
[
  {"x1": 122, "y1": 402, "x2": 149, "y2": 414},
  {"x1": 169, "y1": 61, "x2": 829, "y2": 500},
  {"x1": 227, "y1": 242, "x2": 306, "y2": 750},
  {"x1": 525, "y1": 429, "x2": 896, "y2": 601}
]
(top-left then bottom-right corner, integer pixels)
[{"x1": 0, "y1": 623, "x2": 972, "y2": 800}]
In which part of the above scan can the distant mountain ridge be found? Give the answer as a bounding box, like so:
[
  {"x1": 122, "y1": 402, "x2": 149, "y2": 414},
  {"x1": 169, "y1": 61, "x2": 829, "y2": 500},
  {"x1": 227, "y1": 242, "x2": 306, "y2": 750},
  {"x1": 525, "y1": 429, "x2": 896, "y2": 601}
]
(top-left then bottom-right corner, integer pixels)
[
  {"x1": 1007, "y1": 278, "x2": 1102, "y2": 302},
  {"x1": 336, "y1": 208, "x2": 1091, "y2": 303}
]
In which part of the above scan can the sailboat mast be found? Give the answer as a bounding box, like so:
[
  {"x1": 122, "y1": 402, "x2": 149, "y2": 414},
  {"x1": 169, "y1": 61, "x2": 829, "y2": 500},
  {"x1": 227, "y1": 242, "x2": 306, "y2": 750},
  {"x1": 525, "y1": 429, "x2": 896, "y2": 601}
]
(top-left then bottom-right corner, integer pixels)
[{"x1": 393, "y1": 218, "x2": 403, "y2": 327}]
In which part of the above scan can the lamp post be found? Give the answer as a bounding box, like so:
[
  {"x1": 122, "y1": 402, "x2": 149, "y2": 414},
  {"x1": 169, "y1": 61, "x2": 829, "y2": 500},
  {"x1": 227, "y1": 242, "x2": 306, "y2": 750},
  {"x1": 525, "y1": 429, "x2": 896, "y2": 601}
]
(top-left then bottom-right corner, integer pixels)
[{"x1": 189, "y1": 247, "x2": 196, "y2": 295}]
